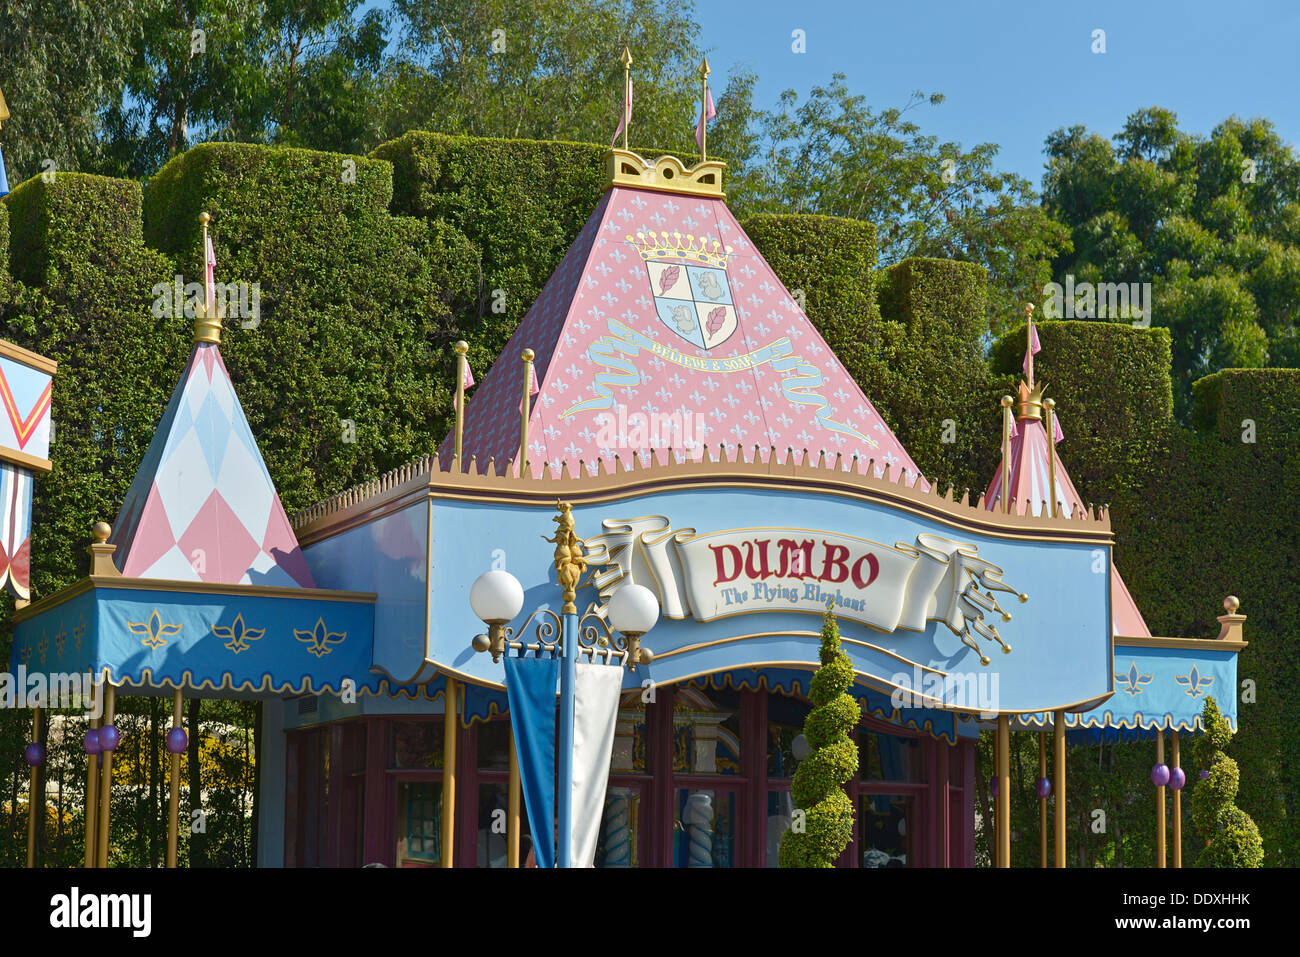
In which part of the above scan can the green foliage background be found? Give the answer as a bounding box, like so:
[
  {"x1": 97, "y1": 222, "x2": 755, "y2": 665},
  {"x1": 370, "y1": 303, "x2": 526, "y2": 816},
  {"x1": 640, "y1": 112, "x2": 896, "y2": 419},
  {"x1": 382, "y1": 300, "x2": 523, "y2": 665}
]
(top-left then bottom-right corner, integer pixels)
[{"x1": 0, "y1": 131, "x2": 1293, "y2": 866}]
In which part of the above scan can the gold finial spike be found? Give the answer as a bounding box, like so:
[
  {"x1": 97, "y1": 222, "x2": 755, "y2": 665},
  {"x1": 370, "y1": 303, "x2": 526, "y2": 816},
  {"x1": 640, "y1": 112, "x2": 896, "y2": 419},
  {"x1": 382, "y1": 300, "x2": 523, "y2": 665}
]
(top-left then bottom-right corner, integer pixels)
[
  {"x1": 621, "y1": 46, "x2": 633, "y2": 69},
  {"x1": 87, "y1": 522, "x2": 121, "y2": 577},
  {"x1": 194, "y1": 211, "x2": 222, "y2": 345},
  {"x1": 700, "y1": 56, "x2": 711, "y2": 78},
  {"x1": 0, "y1": 86, "x2": 9, "y2": 128}
]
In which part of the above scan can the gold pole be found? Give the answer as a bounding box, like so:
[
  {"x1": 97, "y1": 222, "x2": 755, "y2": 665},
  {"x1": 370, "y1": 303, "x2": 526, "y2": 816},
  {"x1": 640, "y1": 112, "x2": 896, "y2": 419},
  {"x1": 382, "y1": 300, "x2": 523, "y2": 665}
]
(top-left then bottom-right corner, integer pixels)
[
  {"x1": 1038, "y1": 730, "x2": 1047, "y2": 868},
  {"x1": 1054, "y1": 709, "x2": 1066, "y2": 867},
  {"x1": 1044, "y1": 398, "x2": 1059, "y2": 517},
  {"x1": 1155, "y1": 729, "x2": 1166, "y2": 868},
  {"x1": 996, "y1": 715, "x2": 1010, "y2": 867},
  {"x1": 167, "y1": 686, "x2": 184, "y2": 868},
  {"x1": 1000, "y1": 396, "x2": 1014, "y2": 514},
  {"x1": 519, "y1": 348, "x2": 535, "y2": 477},
  {"x1": 1171, "y1": 731, "x2": 1182, "y2": 869},
  {"x1": 507, "y1": 732, "x2": 521, "y2": 868},
  {"x1": 699, "y1": 57, "x2": 711, "y2": 161},
  {"x1": 26, "y1": 706, "x2": 43, "y2": 868},
  {"x1": 620, "y1": 47, "x2": 632, "y2": 151},
  {"x1": 441, "y1": 678, "x2": 458, "y2": 868},
  {"x1": 97, "y1": 684, "x2": 116, "y2": 868},
  {"x1": 453, "y1": 341, "x2": 468, "y2": 472},
  {"x1": 84, "y1": 714, "x2": 99, "y2": 868}
]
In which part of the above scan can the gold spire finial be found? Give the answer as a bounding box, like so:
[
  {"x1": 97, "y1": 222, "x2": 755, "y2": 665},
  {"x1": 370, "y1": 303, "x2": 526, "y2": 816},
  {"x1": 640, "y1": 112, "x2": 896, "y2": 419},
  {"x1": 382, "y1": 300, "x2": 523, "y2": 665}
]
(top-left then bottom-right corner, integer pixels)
[
  {"x1": 0, "y1": 86, "x2": 10, "y2": 128},
  {"x1": 700, "y1": 56, "x2": 710, "y2": 78},
  {"x1": 621, "y1": 46, "x2": 632, "y2": 68},
  {"x1": 194, "y1": 211, "x2": 222, "y2": 345}
]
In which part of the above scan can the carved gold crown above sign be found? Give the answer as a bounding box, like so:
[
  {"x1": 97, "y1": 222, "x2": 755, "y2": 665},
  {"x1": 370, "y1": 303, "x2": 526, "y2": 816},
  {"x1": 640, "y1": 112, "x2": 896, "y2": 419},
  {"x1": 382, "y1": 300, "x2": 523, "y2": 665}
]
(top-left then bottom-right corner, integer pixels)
[{"x1": 606, "y1": 148, "x2": 725, "y2": 198}]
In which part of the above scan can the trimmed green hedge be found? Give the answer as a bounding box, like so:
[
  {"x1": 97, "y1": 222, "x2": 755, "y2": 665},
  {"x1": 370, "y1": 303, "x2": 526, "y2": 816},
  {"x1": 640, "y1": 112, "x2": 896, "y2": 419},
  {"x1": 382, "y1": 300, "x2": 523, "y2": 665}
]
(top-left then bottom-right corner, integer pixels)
[
  {"x1": 372, "y1": 132, "x2": 608, "y2": 384},
  {"x1": 144, "y1": 142, "x2": 479, "y2": 513}
]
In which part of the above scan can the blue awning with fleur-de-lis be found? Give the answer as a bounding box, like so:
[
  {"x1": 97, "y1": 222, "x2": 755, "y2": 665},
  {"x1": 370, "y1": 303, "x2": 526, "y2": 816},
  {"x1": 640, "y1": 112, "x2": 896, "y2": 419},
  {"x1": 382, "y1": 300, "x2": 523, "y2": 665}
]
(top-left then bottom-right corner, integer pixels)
[
  {"x1": 9, "y1": 575, "x2": 380, "y2": 696},
  {"x1": 1010, "y1": 635, "x2": 1243, "y2": 742}
]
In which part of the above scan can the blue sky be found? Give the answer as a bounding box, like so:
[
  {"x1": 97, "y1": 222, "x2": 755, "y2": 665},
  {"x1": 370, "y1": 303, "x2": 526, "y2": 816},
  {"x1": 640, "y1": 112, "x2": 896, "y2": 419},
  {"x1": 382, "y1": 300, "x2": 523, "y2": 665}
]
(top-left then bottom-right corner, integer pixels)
[{"x1": 368, "y1": 0, "x2": 1300, "y2": 190}]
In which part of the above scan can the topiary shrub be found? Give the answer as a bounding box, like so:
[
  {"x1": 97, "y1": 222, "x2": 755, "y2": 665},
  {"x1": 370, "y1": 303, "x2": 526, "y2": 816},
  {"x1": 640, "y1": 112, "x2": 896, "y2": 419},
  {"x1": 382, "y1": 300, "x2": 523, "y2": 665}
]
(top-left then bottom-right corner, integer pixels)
[
  {"x1": 780, "y1": 606, "x2": 861, "y2": 867},
  {"x1": 1192, "y1": 695, "x2": 1263, "y2": 867}
]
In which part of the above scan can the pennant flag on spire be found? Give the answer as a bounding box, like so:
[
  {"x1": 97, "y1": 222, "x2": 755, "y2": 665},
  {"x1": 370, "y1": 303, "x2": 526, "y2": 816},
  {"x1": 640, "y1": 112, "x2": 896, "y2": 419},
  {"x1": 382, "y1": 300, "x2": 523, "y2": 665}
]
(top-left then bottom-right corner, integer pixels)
[
  {"x1": 611, "y1": 77, "x2": 633, "y2": 148},
  {"x1": 204, "y1": 234, "x2": 217, "y2": 316},
  {"x1": 519, "y1": 362, "x2": 540, "y2": 414},
  {"x1": 695, "y1": 85, "x2": 716, "y2": 155},
  {"x1": 1023, "y1": 317, "x2": 1041, "y2": 385},
  {"x1": 455, "y1": 360, "x2": 475, "y2": 415},
  {"x1": 0, "y1": 145, "x2": 9, "y2": 198},
  {"x1": 1052, "y1": 412, "x2": 1064, "y2": 444}
]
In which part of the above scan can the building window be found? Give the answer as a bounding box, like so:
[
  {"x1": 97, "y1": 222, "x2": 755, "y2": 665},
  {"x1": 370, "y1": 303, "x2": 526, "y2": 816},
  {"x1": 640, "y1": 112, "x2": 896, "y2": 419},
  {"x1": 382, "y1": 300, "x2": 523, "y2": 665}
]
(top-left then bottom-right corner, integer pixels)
[{"x1": 397, "y1": 782, "x2": 442, "y2": 866}]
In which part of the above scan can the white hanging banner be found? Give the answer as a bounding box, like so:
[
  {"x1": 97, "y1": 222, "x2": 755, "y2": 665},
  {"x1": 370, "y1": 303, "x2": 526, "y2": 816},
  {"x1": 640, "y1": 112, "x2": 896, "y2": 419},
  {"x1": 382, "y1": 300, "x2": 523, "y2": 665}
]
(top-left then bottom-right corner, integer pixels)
[{"x1": 569, "y1": 662, "x2": 624, "y2": 867}]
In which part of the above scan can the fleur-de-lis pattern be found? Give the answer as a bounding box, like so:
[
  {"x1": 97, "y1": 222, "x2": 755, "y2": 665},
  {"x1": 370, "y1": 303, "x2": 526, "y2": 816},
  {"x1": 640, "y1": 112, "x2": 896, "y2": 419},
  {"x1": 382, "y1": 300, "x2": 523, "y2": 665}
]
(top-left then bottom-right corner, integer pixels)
[
  {"x1": 294, "y1": 618, "x2": 346, "y2": 658},
  {"x1": 212, "y1": 613, "x2": 265, "y2": 654},
  {"x1": 1174, "y1": 665, "x2": 1214, "y2": 698},
  {"x1": 1115, "y1": 661, "x2": 1154, "y2": 696},
  {"x1": 127, "y1": 610, "x2": 183, "y2": 649}
]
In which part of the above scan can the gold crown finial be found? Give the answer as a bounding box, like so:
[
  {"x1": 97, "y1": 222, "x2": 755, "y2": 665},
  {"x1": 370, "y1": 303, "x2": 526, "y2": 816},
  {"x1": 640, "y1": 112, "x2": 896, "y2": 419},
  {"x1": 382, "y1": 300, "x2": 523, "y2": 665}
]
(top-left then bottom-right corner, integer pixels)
[
  {"x1": 194, "y1": 211, "x2": 223, "y2": 345},
  {"x1": 1016, "y1": 380, "x2": 1047, "y2": 420}
]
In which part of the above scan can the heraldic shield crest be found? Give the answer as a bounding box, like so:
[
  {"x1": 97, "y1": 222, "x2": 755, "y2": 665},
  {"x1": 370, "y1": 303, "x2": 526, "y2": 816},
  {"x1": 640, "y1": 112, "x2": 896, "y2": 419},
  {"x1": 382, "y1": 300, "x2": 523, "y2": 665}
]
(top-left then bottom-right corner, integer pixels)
[{"x1": 628, "y1": 230, "x2": 737, "y2": 351}]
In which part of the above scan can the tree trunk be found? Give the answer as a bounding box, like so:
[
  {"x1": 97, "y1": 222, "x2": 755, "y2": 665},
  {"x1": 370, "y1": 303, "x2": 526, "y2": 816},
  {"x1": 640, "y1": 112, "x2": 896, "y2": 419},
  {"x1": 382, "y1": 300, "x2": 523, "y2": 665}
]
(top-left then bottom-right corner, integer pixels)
[
  {"x1": 187, "y1": 698, "x2": 203, "y2": 867},
  {"x1": 251, "y1": 702, "x2": 262, "y2": 868},
  {"x1": 148, "y1": 696, "x2": 159, "y2": 867}
]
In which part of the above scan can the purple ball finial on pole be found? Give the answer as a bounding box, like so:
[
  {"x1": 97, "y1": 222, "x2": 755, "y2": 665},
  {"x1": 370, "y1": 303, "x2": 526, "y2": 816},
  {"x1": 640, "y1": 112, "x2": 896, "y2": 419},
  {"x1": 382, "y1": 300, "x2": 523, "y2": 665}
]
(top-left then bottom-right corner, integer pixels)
[
  {"x1": 1035, "y1": 777, "x2": 1051, "y2": 799},
  {"x1": 1169, "y1": 767, "x2": 1186, "y2": 790},
  {"x1": 24, "y1": 743, "x2": 44, "y2": 767},
  {"x1": 989, "y1": 776, "x2": 999, "y2": 797},
  {"x1": 98, "y1": 725, "x2": 121, "y2": 753},
  {"x1": 1151, "y1": 763, "x2": 1170, "y2": 787},
  {"x1": 1199, "y1": 769, "x2": 1210, "y2": 780},
  {"x1": 84, "y1": 728, "x2": 101, "y2": 755},
  {"x1": 166, "y1": 727, "x2": 188, "y2": 755}
]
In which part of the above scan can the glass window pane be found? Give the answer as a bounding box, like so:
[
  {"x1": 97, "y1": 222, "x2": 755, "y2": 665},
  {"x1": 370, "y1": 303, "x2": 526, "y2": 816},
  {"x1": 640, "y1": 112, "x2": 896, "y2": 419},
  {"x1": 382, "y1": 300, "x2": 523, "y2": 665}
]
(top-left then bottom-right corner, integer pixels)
[
  {"x1": 673, "y1": 686, "x2": 741, "y2": 775},
  {"x1": 859, "y1": 794, "x2": 912, "y2": 868},
  {"x1": 477, "y1": 720, "x2": 511, "y2": 772},
  {"x1": 397, "y1": 782, "x2": 441, "y2": 865},
  {"x1": 859, "y1": 728, "x2": 917, "y2": 782},
  {"x1": 673, "y1": 789, "x2": 736, "y2": 867},
  {"x1": 595, "y1": 786, "x2": 641, "y2": 867},
  {"x1": 610, "y1": 692, "x2": 648, "y2": 774},
  {"x1": 767, "y1": 694, "x2": 812, "y2": 778},
  {"x1": 766, "y1": 790, "x2": 798, "y2": 867},
  {"x1": 391, "y1": 720, "x2": 444, "y2": 769}
]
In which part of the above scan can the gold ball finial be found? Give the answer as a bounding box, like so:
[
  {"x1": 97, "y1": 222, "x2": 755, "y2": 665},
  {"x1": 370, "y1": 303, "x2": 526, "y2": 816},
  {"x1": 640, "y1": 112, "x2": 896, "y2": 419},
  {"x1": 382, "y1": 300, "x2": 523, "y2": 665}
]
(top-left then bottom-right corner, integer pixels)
[
  {"x1": 1025, "y1": 302, "x2": 1035, "y2": 317},
  {"x1": 454, "y1": 340, "x2": 469, "y2": 355},
  {"x1": 92, "y1": 521, "x2": 111, "y2": 543},
  {"x1": 1043, "y1": 398, "x2": 1055, "y2": 410},
  {"x1": 522, "y1": 348, "x2": 535, "y2": 362},
  {"x1": 199, "y1": 211, "x2": 211, "y2": 227},
  {"x1": 1224, "y1": 595, "x2": 1240, "y2": 613},
  {"x1": 1000, "y1": 395, "x2": 1014, "y2": 408}
]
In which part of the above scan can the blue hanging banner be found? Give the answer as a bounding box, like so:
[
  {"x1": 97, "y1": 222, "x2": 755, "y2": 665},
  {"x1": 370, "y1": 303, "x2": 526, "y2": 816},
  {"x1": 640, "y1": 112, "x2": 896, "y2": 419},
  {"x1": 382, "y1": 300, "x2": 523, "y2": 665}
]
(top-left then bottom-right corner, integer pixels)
[
  {"x1": 0, "y1": 144, "x2": 8, "y2": 197},
  {"x1": 503, "y1": 655, "x2": 559, "y2": 868}
]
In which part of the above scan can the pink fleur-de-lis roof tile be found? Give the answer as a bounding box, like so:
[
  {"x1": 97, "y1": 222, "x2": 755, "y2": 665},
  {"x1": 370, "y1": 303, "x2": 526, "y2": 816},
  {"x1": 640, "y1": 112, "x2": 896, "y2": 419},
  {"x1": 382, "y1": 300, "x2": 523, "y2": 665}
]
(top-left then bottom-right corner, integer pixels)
[
  {"x1": 439, "y1": 184, "x2": 924, "y2": 485},
  {"x1": 110, "y1": 342, "x2": 315, "y2": 588},
  {"x1": 985, "y1": 409, "x2": 1150, "y2": 637}
]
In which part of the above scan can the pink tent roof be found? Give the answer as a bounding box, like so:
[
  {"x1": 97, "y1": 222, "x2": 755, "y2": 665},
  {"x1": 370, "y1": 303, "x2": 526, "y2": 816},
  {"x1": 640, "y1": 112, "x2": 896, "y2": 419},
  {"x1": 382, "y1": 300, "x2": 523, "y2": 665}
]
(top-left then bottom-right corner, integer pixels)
[
  {"x1": 985, "y1": 385, "x2": 1150, "y2": 637},
  {"x1": 110, "y1": 342, "x2": 315, "y2": 588},
  {"x1": 441, "y1": 183, "x2": 923, "y2": 483}
]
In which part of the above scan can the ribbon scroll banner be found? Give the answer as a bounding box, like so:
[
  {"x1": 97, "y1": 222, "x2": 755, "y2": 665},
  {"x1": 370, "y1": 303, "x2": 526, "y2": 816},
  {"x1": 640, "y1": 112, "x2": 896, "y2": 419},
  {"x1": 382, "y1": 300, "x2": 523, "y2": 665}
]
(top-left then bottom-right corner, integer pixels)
[{"x1": 584, "y1": 518, "x2": 1024, "y2": 663}]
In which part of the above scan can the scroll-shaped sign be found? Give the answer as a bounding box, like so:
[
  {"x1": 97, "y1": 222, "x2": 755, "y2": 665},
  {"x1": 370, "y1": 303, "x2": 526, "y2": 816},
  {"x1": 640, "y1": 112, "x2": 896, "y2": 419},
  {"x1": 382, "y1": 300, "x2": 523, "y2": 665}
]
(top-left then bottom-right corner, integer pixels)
[
  {"x1": 585, "y1": 518, "x2": 1026, "y2": 665},
  {"x1": 0, "y1": 340, "x2": 57, "y2": 600}
]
